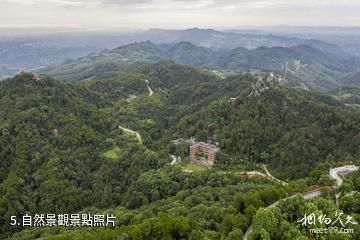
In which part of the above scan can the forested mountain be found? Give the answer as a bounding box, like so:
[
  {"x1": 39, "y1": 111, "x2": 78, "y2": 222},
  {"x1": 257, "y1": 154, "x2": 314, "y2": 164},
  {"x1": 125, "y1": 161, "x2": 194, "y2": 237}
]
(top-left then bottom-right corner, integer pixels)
[
  {"x1": 44, "y1": 40, "x2": 360, "y2": 91},
  {"x1": 1, "y1": 28, "x2": 346, "y2": 79},
  {"x1": 164, "y1": 41, "x2": 217, "y2": 66},
  {"x1": 33, "y1": 61, "x2": 360, "y2": 180},
  {"x1": 0, "y1": 73, "x2": 168, "y2": 238},
  {"x1": 1, "y1": 61, "x2": 360, "y2": 239},
  {"x1": 70, "y1": 61, "x2": 360, "y2": 180},
  {"x1": 165, "y1": 84, "x2": 360, "y2": 179}
]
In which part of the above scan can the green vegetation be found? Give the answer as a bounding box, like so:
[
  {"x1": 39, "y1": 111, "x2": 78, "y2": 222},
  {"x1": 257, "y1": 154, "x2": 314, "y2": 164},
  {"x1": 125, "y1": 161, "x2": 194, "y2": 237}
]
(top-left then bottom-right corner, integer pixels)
[
  {"x1": 184, "y1": 162, "x2": 207, "y2": 172},
  {"x1": 195, "y1": 151, "x2": 208, "y2": 159},
  {"x1": 166, "y1": 84, "x2": 360, "y2": 179},
  {"x1": 330, "y1": 86, "x2": 360, "y2": 106},
  {"x1": 0, "y1": 73, "x2": 167, "y2": 238},
  {"x1": 249, "y1": 195, "x2": 360, "y2": 239},
  {"x1": 1, "y1": 58, "x2": 360, "y2": 239},
  {"x1": 339, "y1": 170, "x2": 360, "y2": 214},
  {"x1": 103, "y1": 147, "x2": 121, "y2": 160},
  {"x1": 10, "y1": 172, "x2": 297, "y2": 240}
]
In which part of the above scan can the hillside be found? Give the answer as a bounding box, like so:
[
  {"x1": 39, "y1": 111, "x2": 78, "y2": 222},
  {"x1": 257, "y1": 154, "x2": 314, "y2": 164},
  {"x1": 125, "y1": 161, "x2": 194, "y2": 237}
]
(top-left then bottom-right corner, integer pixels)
[
  {"x1": 0, "y1": 73, "x2": 168, "y2": 238},
  {"x1": 330, "y1": 86, "x2": 360, "y2": 106},
  {"x1": 164, "y1": 83, "x2": 360, "y2": 179},
  {"x1": 164, "y1": 41, "x2": 217, "y2": 66},
  {"x1": 100, "y1": 62, "x2": 359, "y2": 180},
  {"x1": 338, "y1": 71, "x2": 360, "y2": 87},
  {"x1": 46, "y1": 60, "x2": 360, "y2": 180}
]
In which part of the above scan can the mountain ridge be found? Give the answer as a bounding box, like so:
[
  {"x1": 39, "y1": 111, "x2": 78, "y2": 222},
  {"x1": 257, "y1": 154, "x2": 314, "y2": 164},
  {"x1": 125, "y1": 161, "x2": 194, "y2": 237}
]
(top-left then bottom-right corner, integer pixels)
[{"x1": 45, "y1": 40, "x2": 360, "y2": 90}]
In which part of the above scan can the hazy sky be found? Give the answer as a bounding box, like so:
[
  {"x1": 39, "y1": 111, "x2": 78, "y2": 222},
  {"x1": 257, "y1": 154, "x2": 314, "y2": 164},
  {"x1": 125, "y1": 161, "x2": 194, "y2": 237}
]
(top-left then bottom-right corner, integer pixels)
[{"x1": 1, "y1": 0, "x2": 360, "y2": 30}]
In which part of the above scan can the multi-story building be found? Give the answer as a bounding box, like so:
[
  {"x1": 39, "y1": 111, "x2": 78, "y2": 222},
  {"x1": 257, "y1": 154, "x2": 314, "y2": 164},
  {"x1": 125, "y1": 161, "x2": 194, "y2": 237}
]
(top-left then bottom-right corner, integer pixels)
[{"x1": 190, "y1": 142, "x2": 220, "y2": 166}]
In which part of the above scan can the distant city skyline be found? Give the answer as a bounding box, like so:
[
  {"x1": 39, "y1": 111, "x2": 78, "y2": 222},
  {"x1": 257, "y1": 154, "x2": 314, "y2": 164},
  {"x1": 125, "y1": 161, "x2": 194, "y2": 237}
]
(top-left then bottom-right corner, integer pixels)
[{"x1": 1, "y1": 0, "x2": 360, "y2": 30}]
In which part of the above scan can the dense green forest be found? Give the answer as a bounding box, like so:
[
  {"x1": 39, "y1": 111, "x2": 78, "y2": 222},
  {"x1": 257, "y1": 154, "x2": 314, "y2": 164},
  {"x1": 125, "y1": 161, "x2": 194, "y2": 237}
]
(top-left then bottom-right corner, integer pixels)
[
  {"x1": 167, "y1": 86, "x2": 360, "y2": 179},
  {"x1": 0, "y1": 73, "x2": 167, "y2": 238},
  {"x1": 1, "y1": 59, "x2": 360, "y2": 239},
  {"x1": 9, "y1": 167, "x2": 302, "y2": 240},
  {"x1": 92, "y1": 61, "x2": 360, "y2": 179}
]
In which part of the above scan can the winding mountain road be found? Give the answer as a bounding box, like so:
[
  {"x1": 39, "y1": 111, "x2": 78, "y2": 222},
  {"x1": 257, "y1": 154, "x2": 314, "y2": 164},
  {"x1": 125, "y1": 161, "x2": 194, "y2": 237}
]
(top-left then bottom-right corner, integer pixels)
[{"x1": 330, "y1": 165, "x2": 359, "y2": 187}]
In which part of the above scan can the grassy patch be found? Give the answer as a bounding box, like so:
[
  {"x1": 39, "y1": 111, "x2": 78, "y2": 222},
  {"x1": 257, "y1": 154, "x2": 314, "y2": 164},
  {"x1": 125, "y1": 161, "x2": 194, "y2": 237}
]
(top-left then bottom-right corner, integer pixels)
[
  {"x1": 103, "y1": 147, "x2": 121, "y2": 160},
  {"x1": 184, "y1": 162, "x2": 207, "y2": 172}
]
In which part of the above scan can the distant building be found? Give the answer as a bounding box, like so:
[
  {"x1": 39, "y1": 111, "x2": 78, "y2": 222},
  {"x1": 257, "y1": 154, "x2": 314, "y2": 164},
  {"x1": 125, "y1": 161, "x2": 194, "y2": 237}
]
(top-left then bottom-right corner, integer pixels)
[
  {"x1": 31, "y1": 73, "x2": 41, "y2": 82},
  {"x1": 190, "y1": 142, "x2": 220, "y2": 166},
  {"x1": 228, "y1": 97, "x2": 237, "y2": 106}
]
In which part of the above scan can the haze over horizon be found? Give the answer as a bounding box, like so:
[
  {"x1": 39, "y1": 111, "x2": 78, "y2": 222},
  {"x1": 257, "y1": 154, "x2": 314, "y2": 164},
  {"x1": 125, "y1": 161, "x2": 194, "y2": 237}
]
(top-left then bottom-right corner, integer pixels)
[{"x1": 1, "y1": 0, "x2": 360, "y2": 30}]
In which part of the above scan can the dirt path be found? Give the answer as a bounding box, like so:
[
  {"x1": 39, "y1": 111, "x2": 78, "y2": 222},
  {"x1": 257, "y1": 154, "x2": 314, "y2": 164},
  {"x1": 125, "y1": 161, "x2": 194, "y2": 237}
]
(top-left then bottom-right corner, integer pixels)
[
  {"x1": 262, "y1": 164, "x2": 288, "y2": 186},
  {"x1": 145, "y1": 79, "x2": 154, "y2": 96},
  {"x1": 119, "y1": 125, "x2": 143, "y2": 143},
  {"x1": 219, "y1": 169, "x2": 281, "y2": 185},
  {"x1": 170, "y1": 155, "x2": 177, "y2": 165}
]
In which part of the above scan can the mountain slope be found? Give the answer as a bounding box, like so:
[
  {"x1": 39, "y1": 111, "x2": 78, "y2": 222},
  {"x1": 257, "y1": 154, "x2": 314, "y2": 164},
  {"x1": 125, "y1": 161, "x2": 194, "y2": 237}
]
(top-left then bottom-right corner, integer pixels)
[
  {"x1": 63, "y1": 61, "x2": 360, "y2": 180},
  {"x1": 161, "y1": 77, "x2": 360, "y2": 179},
  {"x1": 164, "y1": 41, "x2": 217, "y2": 66},
  {"x1": 0, "y1": 73, "x2": 167, "y2": 238}
]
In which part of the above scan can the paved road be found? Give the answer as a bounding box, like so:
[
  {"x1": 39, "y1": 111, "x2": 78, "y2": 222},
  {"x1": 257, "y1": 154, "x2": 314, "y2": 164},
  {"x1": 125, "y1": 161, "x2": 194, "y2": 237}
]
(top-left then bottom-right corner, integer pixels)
[
  {"x1": 119, "y1": 126, "x2": 143, "y2": 143},
  {"x1": 329, "y1": 165, "x2": 359, "y2": 204},
  {"x1": 329, "y1": 165, "x2": 359, "y2": 187}
]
